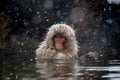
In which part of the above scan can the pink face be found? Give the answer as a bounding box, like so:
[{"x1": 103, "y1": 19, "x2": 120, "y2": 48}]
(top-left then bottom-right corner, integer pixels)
[{"x1": 54, "y1": 35, "x2": 65, "y2": 50}]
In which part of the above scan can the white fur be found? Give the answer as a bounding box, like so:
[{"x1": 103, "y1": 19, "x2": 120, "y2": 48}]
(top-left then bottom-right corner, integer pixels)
[{"x1": 36, "y1": 24, "x2": 78, "y2": 59}]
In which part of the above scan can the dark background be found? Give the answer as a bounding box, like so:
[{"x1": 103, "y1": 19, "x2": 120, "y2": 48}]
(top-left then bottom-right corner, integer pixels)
[{"x1": 0, "y1": 0, "x2": 120, "y2": 60}]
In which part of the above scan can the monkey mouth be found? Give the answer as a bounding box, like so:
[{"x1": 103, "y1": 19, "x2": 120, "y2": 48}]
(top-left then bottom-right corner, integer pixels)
[{"x1": 55, "y1": 44, "x2": 63, "y2": 50}]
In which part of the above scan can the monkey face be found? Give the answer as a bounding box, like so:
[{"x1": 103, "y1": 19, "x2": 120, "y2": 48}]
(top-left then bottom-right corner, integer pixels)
[{"x1": 53, "y1": 33, "x2": 65, "y2": 50}]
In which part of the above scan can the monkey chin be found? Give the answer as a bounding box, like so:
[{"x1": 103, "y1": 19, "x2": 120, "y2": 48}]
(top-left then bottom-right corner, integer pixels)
[{"x1": 55, "y1": 45, "x2": 64, "y2": 50}]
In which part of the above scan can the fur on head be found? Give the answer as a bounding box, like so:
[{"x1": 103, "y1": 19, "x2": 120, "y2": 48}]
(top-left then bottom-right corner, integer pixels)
[
  {"x1": 36, "y1": 24, "x2": 78, "y2": 59},
  {"x1": 46, "y1": 24, "x2": 77, "y2": 50}
]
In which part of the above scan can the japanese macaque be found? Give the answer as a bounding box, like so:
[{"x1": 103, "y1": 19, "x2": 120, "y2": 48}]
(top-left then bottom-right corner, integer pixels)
[{"x1": 36, "y1": 24, "x2": 78, "y2": 59}]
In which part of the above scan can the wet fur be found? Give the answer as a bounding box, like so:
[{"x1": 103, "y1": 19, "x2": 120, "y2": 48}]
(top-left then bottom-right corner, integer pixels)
[{"x1": 36, "y1": 24, "x2": 78, "y2": 59}]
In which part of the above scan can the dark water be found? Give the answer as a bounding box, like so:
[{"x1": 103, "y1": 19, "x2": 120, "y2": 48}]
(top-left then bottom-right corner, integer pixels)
[{"x1": 1, "y1": 56, "x2": 120, "y2": 80}]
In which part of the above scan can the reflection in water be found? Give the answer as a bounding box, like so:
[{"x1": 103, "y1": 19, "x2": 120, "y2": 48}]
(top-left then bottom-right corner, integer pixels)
[
  {"x1": 36, "y1": 59, "x2": 77, "y2": 80},
  {"x1": 1, "y1": 56, "x2": 120, "y2": 80}
]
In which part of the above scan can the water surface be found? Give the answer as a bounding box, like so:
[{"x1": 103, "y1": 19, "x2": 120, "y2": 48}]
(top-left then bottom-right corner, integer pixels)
[{"x1": 1, "y1": 56, "x2": 120, "y2": 80}]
